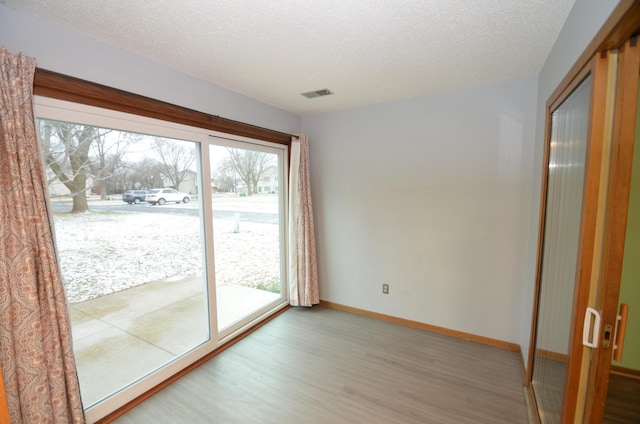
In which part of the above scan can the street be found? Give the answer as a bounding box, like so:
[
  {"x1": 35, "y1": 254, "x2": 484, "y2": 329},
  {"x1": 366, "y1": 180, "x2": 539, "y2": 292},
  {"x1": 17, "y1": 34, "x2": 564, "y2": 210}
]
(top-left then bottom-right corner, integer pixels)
[{"x1": 50, "y1": 202, "x2": 280, "y2": 224}]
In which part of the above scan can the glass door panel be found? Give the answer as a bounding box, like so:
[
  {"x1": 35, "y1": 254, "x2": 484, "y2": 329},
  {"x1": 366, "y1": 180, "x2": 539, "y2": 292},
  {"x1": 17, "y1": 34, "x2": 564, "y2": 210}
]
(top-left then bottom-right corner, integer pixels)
[
  {"x1": 37, "y1": 118, "x2": 209, "y2": 408},
  {"x1": 531, "y1": 75, "x2": 592, "y2": 423},
  {"x1": 209, "y1": 140, "x2": 286, "y2": 334}
]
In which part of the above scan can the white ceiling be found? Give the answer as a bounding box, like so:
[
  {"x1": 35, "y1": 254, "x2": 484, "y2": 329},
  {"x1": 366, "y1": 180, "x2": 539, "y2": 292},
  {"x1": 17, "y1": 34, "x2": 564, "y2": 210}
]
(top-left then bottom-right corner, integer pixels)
[{"x1": 3, "y1": 0, "x2": 576, "y2": 115}]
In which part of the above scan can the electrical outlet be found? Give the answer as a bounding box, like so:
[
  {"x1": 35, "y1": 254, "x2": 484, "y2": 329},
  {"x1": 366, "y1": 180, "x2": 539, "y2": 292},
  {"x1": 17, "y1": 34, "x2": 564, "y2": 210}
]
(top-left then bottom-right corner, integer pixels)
[{"x1": 382, "y1": 283, "x2": 389, "y2": 294}]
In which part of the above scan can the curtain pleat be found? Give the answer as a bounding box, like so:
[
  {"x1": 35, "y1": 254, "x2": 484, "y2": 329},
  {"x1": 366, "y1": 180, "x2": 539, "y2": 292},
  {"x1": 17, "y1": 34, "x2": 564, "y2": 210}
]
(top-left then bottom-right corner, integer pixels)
[
  {"x1": 288, "y1": 134, "x2": 319, "y2": 307},
  {"x1": 0, "y1": 46, "x2": 85, "y2": 423}
]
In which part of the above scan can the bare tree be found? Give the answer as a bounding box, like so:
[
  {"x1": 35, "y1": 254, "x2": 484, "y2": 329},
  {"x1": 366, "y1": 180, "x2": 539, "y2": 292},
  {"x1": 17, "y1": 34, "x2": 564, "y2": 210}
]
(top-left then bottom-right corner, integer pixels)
[
  {"x1": 107, "y1": 159, "x2": 132, "y2": 194},
  {"x1": 90, "y1": 131, "x2": 140, "y2": 199},
  {"x1": 108, "y1": 157, "x2": 163, "y2": 193},
  {"x1": 211, "y1": 166, "x2": 235, "y2": 192},
  {"x1": 225, "y1": 148, "x2": 274, "y2": 196},
  {"x1": 131, "y1": 158, "x2": 164, "y2": 189},
  {"x1": 152, "y1": 138, "x2": 196, "y2": 189},
  {"x1": 39, "y1": 119, "x2": 109, "y2": 213}
]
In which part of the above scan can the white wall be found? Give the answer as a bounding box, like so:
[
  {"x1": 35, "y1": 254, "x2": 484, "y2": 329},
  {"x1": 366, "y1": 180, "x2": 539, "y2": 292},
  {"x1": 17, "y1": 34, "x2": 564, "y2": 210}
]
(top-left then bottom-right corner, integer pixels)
[
  {"x1": 302, "y1": 78, "x2": 538, "y2": 344},
  {"x1": 520, "y1": 0, "x2": 621, "y2": 365},
  {"x1": 0, "y1": 4, "x2": 299, "y2": 135}
]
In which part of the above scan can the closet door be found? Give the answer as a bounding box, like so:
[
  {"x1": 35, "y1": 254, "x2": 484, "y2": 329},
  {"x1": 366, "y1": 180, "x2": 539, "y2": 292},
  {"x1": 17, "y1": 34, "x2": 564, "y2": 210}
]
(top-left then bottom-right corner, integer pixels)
[
  {"x1": 584, "y1": 37, "x2": 640, "y2": 423},
  {"x1": 530, "y1": 72, "x2": 592, "y2": 424},
  {"x1": 528, "y1": 51, "x2": 614, "y2": 423}
]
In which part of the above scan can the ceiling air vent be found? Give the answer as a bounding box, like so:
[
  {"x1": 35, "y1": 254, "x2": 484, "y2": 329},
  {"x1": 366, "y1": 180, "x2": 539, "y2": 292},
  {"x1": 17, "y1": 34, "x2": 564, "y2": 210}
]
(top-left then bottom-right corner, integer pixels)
[{"x1": 301, "y1": 88, "x2": 334, "y2": 99}]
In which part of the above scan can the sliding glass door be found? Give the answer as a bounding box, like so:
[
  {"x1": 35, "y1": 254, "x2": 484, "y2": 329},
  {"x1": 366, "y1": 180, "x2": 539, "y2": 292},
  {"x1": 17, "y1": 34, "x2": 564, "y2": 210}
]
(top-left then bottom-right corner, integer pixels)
[
  {"x1": 209, "y1": 137, "x2": 287, "y2": 336},
  {"x1": 34, "y1": 98, "x2": 289, "y2": 422},
  {"x1": 37, "y1": 116, "x2": 211, "y2": 411}
]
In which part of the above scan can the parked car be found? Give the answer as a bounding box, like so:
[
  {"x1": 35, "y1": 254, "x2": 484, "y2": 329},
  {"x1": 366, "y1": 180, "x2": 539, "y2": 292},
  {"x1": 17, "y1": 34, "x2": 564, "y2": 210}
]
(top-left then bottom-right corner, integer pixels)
[
  {"x1": 146, "y1": 188, "x2": 191, "y2": 205},
  {"x1": 122, "y1": 189, "x2": 148, "y2": 204}
]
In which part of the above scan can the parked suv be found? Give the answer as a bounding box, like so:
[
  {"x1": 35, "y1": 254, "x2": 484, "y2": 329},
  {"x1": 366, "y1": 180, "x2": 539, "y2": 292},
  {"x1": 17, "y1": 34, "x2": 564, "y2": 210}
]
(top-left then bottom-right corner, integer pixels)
[
  {"x1": 122, "y1": 190, "x2": 148, "y2": 204},
  {"x1": 146, "y1": 188, "x2": 191, "y2": 205}
]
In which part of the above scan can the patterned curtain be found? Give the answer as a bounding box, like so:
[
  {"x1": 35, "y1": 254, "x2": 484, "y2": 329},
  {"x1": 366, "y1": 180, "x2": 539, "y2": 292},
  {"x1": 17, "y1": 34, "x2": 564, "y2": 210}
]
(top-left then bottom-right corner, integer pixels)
[
  {"x1": 288, "y1": 134, "x2": 319, "y2": 307},
  {"x1": 0, "y1": 47, "x2": 85, "y2": 423}
]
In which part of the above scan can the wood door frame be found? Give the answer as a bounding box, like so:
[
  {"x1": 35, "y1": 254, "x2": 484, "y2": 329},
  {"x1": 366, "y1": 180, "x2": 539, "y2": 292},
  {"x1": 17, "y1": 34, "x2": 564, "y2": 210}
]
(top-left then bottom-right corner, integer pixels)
[
  {"x1": 526, "y1": 1, "x2": 640, "y2": 422},
  {"x1": 583, "y1": 36, "x2": 640, "y2": 423},
  {"x1": 561, "y1": 50, "x2": 612, "y2": 424},
  {"x1": 526, "y1": 52, "x2": 609, "y2": 424}
]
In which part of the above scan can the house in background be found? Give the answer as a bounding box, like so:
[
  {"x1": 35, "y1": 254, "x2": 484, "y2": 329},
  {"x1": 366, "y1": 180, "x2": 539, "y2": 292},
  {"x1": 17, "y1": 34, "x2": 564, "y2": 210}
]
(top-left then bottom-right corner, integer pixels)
[
  {"x1": 161, "y1": 169, "x2": 198, "y2": 195},
  {"x1": 258, "y1": 166, "x2": 279, "y2": 194},
  {"x1": 0, "y1": 0, "x2": 630, "y2": 421}
]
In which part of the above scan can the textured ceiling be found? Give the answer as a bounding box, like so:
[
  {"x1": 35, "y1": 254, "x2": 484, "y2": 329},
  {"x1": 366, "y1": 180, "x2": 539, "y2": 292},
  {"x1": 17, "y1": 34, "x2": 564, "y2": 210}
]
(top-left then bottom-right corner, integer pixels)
[{"x1": 3, "y1": 0, "x2": 575, "y2": 115}]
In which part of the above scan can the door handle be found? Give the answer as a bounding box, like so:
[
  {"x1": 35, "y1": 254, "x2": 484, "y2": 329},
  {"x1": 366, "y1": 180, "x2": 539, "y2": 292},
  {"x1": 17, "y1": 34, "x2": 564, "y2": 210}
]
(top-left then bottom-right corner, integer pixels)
[
  {"x1": 613, "y1": 304, "x2": 629, "y2": 361},
  {"x1": 583, "y1": 307, "x2": 601, "y2": 348}
]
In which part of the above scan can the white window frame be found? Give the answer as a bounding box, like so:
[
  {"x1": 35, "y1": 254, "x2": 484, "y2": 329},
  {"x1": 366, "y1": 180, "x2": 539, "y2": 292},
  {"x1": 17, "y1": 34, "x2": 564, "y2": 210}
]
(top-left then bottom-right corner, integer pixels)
[{"x1": 33, "y1": 96, "x2": 290, "y2": 423}]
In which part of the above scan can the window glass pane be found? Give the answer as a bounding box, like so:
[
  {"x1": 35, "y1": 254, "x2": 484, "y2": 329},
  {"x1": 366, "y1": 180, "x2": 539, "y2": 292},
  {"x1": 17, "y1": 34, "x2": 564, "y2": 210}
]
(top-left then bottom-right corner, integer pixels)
[
  {"x1": 38, "y1": 118, "x2": 209, "y2": 407},
  {"x1": 209, "y1": 142, "x2": 284, "y2": 332}
]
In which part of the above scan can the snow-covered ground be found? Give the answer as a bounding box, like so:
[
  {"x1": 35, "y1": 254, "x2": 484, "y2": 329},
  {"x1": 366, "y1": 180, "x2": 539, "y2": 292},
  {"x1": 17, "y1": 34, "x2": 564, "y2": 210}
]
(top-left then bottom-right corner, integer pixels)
[{"x1": 53, "y1": 196, "x2": 281, "y2": 303}]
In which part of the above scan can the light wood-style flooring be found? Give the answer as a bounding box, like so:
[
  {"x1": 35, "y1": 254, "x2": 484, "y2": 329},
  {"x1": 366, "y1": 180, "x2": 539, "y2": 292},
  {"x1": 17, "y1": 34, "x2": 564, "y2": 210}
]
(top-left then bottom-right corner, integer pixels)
[
  {"x1": 113, "y1": 306, "x2": 529, "y2": 423},
  {"x1": 605, "y1": 373, "x2": 640, "y2": 423}
]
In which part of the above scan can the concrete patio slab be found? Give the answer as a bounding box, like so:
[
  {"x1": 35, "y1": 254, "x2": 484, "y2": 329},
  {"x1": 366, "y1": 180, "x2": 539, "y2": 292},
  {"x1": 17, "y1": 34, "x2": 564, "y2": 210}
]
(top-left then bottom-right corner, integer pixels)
[
  {"x1": 121, "y1": 294, "x2": 208, "y2": 356},
  {"x1": 74, "y1": 325, "x2": 175, "y2": 406},
  {"x1": 72, "y1": 275, "x2": 205, "y2": 326},
  {"x1": 69, "y1": 279, "x2": 284, "y2": 408}
]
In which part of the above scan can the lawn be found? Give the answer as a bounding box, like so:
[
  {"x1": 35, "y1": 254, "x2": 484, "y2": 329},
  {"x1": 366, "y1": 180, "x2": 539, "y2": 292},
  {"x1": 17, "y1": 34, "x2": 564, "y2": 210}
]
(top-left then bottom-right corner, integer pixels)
[{"x1": 53, "y1": 199, "x2": 281, "y2": 303}]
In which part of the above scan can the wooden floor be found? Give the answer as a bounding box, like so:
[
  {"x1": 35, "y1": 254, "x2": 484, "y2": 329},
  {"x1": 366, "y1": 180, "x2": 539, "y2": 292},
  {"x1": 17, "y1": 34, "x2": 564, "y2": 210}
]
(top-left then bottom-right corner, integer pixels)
[
  {"x1": 112, "y1": 306, "x2": 529, "y2": 423},
  {"x1": 604, "y1": 373, "x2": 640, "y2": 423},
  {"x1": 530, "y1": 355, "x2": 565, "y2": 422}
]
